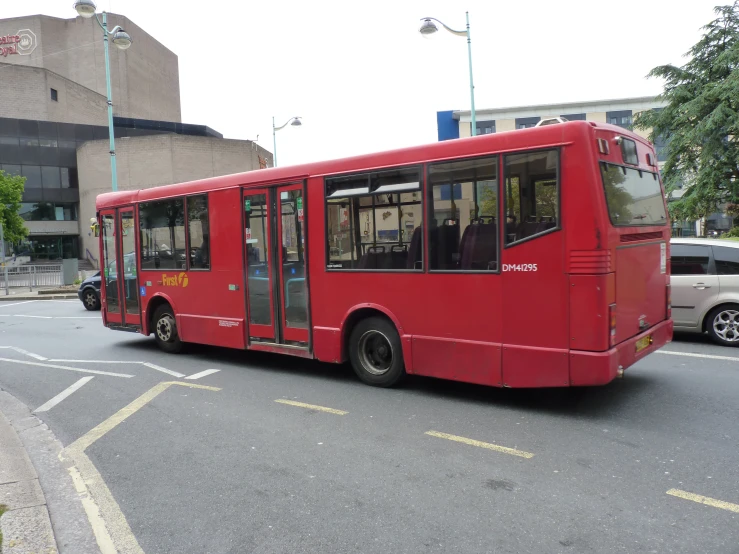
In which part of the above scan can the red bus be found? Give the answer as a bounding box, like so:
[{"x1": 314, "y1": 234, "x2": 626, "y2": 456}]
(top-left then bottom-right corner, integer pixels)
[{"x1": 96, "y1": 120, "x2": 673, "y2": 388}]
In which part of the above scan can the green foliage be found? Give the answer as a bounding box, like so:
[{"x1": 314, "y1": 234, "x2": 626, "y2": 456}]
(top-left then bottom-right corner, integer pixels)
[
  {"x1": 634, "y1": 1, "x2": 739, "y2": 223},
  {"x1": 0, "y1": 170, "x2": 28, "y2": 246},
  {"x1": 723, "y1": 225, "x2": 739, "y2": 237}
]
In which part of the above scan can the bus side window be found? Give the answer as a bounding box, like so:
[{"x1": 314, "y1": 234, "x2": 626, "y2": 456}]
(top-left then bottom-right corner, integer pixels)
[
  {"x1": 504, "y1": 149, "x2": 559, "y2": 245},
  {"x1": 428, "y1": 156, "x2": 498, "y2": 271},
  {"x1": 139, "y1": 199, "x2": 186, "y2": 270},
  {"x1": 187, "y1": 194, "x2": 210, "y2": 270}
]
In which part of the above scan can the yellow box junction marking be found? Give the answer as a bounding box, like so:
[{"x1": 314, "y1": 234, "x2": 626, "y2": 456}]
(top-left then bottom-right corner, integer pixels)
[
  {"x1": 274, "y1": 399, "x2": 348, "y2": 415},
  {"x1": 425, "y1": 430, "x2": 534, "y2": 459},
  {"x1": 667, "y1": 488, "x2": 739, "y2": 514},
  {"x1": 60, "y1": 381, "x2": 221, "y2": 554}
]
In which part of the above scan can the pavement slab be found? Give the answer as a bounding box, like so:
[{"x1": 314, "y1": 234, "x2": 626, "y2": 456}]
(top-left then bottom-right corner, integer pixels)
[{"x1": 1, "y1": 505, "x2": 57, "y2": 554}]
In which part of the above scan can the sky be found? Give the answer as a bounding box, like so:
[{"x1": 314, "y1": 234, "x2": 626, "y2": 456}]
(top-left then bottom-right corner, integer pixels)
[{"x1": 6, "y1": 1, "x2": 729, "y2": 166}]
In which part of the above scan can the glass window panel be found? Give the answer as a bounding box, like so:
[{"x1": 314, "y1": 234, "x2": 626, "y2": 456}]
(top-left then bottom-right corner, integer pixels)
[
  {"x1": 326, "y1": 167, "x2": 423, "y2": 270},
  {"x1": 2, "y1": 164, "x2": 21, "y2": 176},
  {"x1": 245, "y1": 194, "x2": 271, "y2": 326},
  {"x1": 504, "y1": 150, "x2": 559, "y2": 245},
  {"x1": 0, "y1": 137, "x2": 19, "y2": 146},
  {"x1": 21, "y1": 165, "x2": 42, "y2": 188},
  {"x1": 138, "y1": 199, "x2": 186, "y2": 270},
  {"x1": 18, "y1": 120, "x2": 38, "y2": 138},
  {"x1": 74, "y1": 124, "x2": 95, "y2": 142},
  {"x1": 713, "y1": 246, "x2": 739, "y2": 276},
  {"x1": 429, "y1": 157, "x2": 498, "y2": 270},
  {"x1": 600, "y1": 164, "x2": 667, "y2": 226},
  {"x1": 120, "y1": 211, "x2": 140, "y2": 315},
  {"x1": 101, "y1": 214, "x2": 119, "y2": 313},
  {"x1": 670, "y1": 244, "x2": 710, "y2": 275},
  {"x1": 187, "y1": 195, "x2": 210, "y2": 270},
  {"x1": 37, "y1": 121, "x2": 58, "y2": 139},
  {"x1": 281, "y1": 189, "x2": 307, "y2": 328},
  {"x1": 0, "y1": 118, "x2": 20, "y2": 136},
  {"x1": 41, "y1": 166, "x2": 61, "y2": 188}
]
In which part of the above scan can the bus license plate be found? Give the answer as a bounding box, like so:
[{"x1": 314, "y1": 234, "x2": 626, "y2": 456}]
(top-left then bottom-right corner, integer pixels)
[{"x1": 635, "y1": 335, "x2": 653, "y2": 353}]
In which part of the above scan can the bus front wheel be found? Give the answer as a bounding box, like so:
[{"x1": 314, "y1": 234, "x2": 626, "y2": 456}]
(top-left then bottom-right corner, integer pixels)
[
  {"x1": 349, "y1": 316, "x2": 405, "y2": 387},
  {"x1": 152, "y1": 304, "x2": 184, "y2": 354}
]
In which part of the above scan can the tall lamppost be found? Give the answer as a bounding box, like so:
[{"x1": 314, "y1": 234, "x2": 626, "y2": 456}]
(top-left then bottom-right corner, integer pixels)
[
  {"x1": 272, "y1": 116, "x2": 302, "y2": 167},
  {"x1": 73, "y1": 0, "x2": 132, "y2": 191},
  {"x1": 419, "y1": 13, "x2": 477, "y2": 136}
]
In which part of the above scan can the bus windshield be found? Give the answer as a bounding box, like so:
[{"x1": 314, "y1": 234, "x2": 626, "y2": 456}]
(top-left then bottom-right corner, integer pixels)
[{"x1": 600, "y1": 163, "x2": 667, "y2": 227}]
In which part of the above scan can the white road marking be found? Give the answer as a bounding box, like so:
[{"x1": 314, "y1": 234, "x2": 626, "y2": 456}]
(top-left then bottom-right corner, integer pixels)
[
  {"x1": 13, "y1": 314, "x2": 52, "y2": 319},
  {"x1": 142, "y1": 362, "x2": 185, "y2": 378},
  {"x1": 0, "y1": 300, "x2": 37, "y2": 308},
  {"x1": 185, "y1": 369, "x2": 221, "y2": 380},
  {"x1": 0, "y1": 346, "x2": 47, "y2": 360},
  {"x1": 0, "y1": 358, "x2": 134, "y2": 378},
  {"x1": 657, "y1": 350, "x2": 739, "y2": 363},
  {"x1": 49, "y1": 359, "x2": 185, "y2": 378},
  {"x1": 34, "y1": 376, "x2": 94, "y2": 413}
]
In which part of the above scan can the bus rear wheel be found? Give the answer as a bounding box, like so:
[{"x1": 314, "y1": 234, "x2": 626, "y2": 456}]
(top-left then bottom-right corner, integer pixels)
[
  {"x1": 349, "y1": 316, "x2": 405, "y2": 387},
  {"x1": 152, "y1": 304, "x2": 184, "y2": 354}
]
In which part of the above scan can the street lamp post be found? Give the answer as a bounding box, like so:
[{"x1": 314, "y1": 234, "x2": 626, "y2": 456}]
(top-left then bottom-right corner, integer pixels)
[
  {"x1": 272, "y1": 116, "x2": 302, "y2": 167},
  {"x1": 419, "y1": 13, "x2": 477, "y2": 136},
  {"x1": 73, "y1": 0, "x2": 133, "y2": 192}
]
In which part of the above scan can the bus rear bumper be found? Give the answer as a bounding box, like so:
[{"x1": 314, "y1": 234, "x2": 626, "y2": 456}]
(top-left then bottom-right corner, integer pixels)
[{"x1": 569, "y1": 319, "x2": 673, "y2": 386}]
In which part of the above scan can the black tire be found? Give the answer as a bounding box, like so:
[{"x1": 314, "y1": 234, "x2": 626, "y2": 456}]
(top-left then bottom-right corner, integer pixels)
[
  {"x1": 348, "y1": 316, "x2": 405, "y2": 387},
  {"x1": 705, "y1": 305, "x2": 739, "y2": 347},
  {"x1": 81, "y1": 288, "x2": 100, "y2": 311},
  {"x1": 152, "y1": 304, "x2": 184, "y2": 354}
]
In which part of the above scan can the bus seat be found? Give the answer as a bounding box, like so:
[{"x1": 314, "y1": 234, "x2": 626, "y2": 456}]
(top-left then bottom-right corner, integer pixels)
[
  {"x1": 436, "y1": 223, "x2": 460, "y2": 270},
  {"x1": 461, "y1": 222, "x2": 497, "y2": 270},
  {"x1": 406, "y1": 227, "x2": 423, "y2": 269}
]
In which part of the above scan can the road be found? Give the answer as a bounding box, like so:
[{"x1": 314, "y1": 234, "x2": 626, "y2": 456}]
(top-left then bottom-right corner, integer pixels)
[{"x1": 1, "y1": 299, "x2": 738, "y2": 553}]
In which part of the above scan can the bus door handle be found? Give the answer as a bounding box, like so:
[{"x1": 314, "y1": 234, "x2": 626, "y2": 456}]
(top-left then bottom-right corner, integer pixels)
[{"x1": 692, "y1": 283, "x2": 710, "y2": 290}]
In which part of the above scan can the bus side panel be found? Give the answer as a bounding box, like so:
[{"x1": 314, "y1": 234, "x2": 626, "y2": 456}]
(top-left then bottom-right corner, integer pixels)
[
  {"x1": 412, "y1": 337, "x2": 501, "y2": 387},
  {"x1": 500, "y1": 230, "x2": 569, "y2": 387},
  {"x1": 569, "y1": 274, "x2": 612, "y2": 352},
  {"x1": 146, "y1": 188, "x2": 246, "y2": 349}
]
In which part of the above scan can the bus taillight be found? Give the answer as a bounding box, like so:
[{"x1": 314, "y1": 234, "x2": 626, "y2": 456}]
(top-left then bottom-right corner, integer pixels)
[
  {"x1": 609, "y1": 304, "x2": 617, "y2": 347},
  {"x1": 666, "y1": 284, "x2": 672, "y2": 319}
]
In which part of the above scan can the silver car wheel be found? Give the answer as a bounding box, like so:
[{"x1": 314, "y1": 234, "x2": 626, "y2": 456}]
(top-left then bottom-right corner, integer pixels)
[
  {"x1": 713, "y1": 309, "x2": 739, "y2": 342},
  {"x1": 84, "y1": 291, "x2": 97, "y2": 307}
]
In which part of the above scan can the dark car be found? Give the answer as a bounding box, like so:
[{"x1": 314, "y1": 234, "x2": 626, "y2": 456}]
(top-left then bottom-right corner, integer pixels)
[{"x1": 78, "y1": 271, "x2": 102, "y2": 311}]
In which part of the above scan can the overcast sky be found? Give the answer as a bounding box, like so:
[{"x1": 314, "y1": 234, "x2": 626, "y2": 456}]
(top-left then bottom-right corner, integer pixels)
[{"x1": 9, "y1": 1, "x2": 727, "y2": 166}]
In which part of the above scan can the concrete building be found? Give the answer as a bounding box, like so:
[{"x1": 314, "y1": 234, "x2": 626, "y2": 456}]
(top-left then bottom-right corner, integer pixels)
[
  {"x1": 0, "y1": 12, "x2": 272, "y2": 264},
  {"x1": 437, "y1": 96, "x2": 669, "y2": 164}
]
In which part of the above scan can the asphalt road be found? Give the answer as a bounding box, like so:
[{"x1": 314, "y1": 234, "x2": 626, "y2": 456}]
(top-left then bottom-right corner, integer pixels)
[{"x1": 1, "y1": 299, "x2": 738, "y2": 553}]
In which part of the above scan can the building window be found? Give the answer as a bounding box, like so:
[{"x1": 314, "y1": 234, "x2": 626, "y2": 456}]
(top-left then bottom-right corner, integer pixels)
[
  {"x1": 561, "y1": 113, "x2": 586, "y2": 121},
  {"x1": 187, "y1": 195, "x2": 210, "y2": 270},
  {"x1": 515, "y1": 117, "x2": 540, "y2": 130},
  {"x1": 21, "y1": 165, "x2": 42, "y2": 188},
  {"x1": 428, "y1": 156, "x2": 499, "y2": 271},
  {"x1": 139, "y1": 199, "x2": 186, "y2": 270},
  {"x1": 50, "y1": 88, "x2": 58, "y2": 102},
  {"x1": 504, "y1": 150, "x2": 560, "y2": 245},
  {"x1": 19, "y1": 202, "x2": 78, "y2": 221},
  {"x1": 41, "y1": 166, "x2": 61, "y2": 189},
  {"x1": 606, "y1": 110, "x2": 633, "y2": 129},
  {"x1": 475, "y1": 121, "x2": 495, "y2": 135},
  {"x1": 326, "y1": 167, "x2": 422, "y2": 270}
]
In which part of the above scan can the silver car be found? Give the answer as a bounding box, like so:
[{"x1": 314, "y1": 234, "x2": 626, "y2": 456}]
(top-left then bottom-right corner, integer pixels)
[{"x1": 670, "y1": 238, "x2": 739, "y2": 346}]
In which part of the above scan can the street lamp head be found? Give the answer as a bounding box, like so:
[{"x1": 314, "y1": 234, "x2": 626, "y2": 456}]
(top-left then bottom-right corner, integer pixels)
[
  {"x1": 419, "y1": 18, "x2": 438, "y2": 37},
  {"x1": 73, "y1": 0, "x2": 97, "y2": 18},
  {"x1": 112, "y1": 29, "x2": 133, "y2": 50},
  {"x1": 291, "y1": 117, "x2": 302, "y2": 127}
]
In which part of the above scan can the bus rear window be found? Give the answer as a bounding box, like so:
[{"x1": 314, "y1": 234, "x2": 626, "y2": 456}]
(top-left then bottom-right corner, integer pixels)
[{"x1": 600, "y1": 163, "x2": 667, "y2": 226}]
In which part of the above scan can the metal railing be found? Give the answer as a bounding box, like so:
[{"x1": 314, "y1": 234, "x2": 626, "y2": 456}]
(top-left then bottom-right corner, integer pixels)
[{"x1": 2, "y1": 264, "x2": 63, "y2": 294}]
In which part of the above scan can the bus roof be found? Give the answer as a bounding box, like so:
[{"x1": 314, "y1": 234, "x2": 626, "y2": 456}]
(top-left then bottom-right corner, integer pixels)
[{"x1": 96, "y1": 120, "x2": 653, "y2": 209}]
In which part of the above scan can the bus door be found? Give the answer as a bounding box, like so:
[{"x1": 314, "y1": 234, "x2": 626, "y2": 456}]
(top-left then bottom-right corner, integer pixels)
[
  {"x1": 243, "y1": 183, "x2": 309, "y2": 345},
  {"x1": 99, "y1": 207, "x2": 141, "y2": 329}
]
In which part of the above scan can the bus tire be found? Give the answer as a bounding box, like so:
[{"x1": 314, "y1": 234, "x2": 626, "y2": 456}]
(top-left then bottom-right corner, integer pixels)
[
  {"x1": 348, "y1": 316, "x2": 405, "y2": 387},
  {"x1": 152, "y1": 304, "x2": 184, "y2": 354},
  {"x1": 706, "y1": 304, "x2": 739, "y2": 347}
]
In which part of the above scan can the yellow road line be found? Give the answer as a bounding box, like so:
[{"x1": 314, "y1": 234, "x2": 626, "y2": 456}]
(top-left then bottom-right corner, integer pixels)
[
  {"x1": 425, "y1": 430, "x2": 534, "y2": 459},
  {"x1": 274, "y1": 399, "x2": 348, "y2": 415},
  {"x1": 61, "y1": 381, "x2": 221, "y2": 554},
  {"x1": 667, "y1": 488, "x2": 739, "y2": 513}
]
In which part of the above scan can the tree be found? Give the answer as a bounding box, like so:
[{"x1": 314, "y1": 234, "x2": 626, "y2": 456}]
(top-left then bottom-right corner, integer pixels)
[
  {"x1": 0, "y1": 169, "x2": 28, "y2": 249},
  {"x1": 634, "y1": 1, "x2": 739, "y2": 225}
]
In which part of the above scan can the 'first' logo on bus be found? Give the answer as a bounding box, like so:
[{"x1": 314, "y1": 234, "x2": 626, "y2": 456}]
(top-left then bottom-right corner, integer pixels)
[{"x1": 162, "y1": 272, "x2": 188, "y2": 288}]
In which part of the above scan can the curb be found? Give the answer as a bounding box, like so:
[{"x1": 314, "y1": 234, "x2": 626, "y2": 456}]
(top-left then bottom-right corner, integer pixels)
[
  {"x1": 0, "y1": 391, "x2": 99, "y2": 554},
  {"x1": 0, "y1": 295, "x2": 78, "y2": 302}
]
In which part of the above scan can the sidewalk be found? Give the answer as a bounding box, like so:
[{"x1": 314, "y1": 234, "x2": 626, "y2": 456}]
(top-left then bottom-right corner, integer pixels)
[{"x1": 0, "y1": 392, "x2": 99, "y2": 554}]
